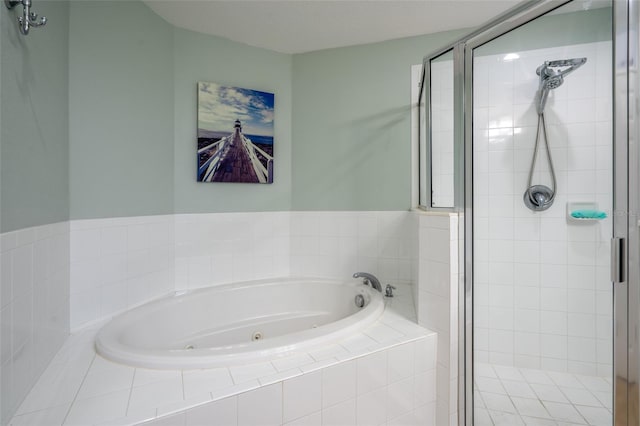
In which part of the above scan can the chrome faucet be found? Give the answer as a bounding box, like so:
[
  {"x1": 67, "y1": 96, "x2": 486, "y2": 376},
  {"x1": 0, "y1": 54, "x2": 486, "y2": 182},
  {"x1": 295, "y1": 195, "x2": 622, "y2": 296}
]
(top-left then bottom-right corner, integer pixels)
[{"x1": 353, "y1": 272, "x2": 382, "y2": 292}]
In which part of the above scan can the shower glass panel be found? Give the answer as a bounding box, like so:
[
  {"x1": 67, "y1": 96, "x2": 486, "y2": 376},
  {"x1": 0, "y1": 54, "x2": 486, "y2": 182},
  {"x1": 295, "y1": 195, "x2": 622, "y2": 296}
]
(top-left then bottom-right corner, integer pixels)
[
  {"x1": 430, "y1": 49, "x2": 455, "y2": 208},
  {"x1": 470, "y1": 2, "x2": 613, "y2": 425}
]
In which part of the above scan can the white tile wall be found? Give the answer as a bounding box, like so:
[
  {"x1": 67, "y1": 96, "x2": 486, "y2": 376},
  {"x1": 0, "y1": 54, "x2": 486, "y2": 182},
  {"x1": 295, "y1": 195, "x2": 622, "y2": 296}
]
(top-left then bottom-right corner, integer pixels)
[
  {"x1": 69, "y1": 215, "x2": 174, "y2": 330},
  {"x1": 174, "y1": 212, "x2": 290, "y2": 291},
  {"x1": 288, "y1": 211, "x2": 416, "y2": 287},
  {"x1": 473, "y1": 41, "x2": 613, "y2": 376},
  {"x1": 69, "y1": 211, "x2": 417, "y2": 329},
  {"x1": 416, "y1": 212, "x2": 459, "y2": 426},
  {"x1": 1, "y1": 222, "x2": 70, "y2": 425},
  {"x1": 144, "y1": 337, "x2": 436, "y2": 426}
]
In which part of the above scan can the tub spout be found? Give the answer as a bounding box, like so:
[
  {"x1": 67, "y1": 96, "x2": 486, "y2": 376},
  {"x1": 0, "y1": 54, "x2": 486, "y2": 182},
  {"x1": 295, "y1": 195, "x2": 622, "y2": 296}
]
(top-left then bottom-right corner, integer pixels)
[{"x1": 352, "y1": 272, "x2": 382, "y2": 292}]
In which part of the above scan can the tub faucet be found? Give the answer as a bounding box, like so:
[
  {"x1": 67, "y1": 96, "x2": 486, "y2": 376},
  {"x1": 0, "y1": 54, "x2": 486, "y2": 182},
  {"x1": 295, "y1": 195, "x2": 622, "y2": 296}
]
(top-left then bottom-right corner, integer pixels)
[{"x1": 353, "y1": 272, "x2": 382, "y2": 292}]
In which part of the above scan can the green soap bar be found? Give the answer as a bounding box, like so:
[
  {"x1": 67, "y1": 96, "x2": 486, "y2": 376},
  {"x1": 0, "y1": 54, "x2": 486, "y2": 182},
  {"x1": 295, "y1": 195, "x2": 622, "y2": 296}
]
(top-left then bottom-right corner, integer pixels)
[{"x1": 571, "y1": 209, "x2": 607, "y2": 219}]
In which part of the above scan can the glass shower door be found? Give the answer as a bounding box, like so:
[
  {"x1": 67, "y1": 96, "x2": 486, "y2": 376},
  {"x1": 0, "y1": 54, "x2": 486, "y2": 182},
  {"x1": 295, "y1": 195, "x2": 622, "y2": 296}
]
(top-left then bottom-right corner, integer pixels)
[{"x1": 467, "y1": 2, "x2": 614, "y2": 425}]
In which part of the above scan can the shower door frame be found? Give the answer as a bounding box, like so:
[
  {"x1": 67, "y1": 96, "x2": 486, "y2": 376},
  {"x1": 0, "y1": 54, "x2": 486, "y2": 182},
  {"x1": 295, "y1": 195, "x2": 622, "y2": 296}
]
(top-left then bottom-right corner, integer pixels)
[
  {"x1": 621, "y1": 1, "x2": 639, "y2": 424},
  {"x1": 420, "y1": 45, "x2": 458, "y2": 211},
  {"x1": 457, "y1": 0, "x2": 636, "y2": 425}
]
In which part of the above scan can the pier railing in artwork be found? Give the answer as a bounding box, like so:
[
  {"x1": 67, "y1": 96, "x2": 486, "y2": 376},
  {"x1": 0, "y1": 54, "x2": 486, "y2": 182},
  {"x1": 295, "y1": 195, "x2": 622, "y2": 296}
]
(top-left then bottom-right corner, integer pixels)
[
  {"x1": 242, "y1": 135, "x2": 273, "y2": 183},
  {"x1": 198, "y1": 136, "x2": 230, "y2": 181},
  {"x1": 197, "y1": 132, "x2": 273, "y2": 183}
]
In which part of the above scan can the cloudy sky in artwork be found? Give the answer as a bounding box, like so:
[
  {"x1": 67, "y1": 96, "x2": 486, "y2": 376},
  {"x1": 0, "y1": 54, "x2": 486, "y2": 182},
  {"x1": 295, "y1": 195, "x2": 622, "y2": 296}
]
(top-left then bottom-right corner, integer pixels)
[{"x1": 198, "y1": 82, "x2": 274, "y2": 136}]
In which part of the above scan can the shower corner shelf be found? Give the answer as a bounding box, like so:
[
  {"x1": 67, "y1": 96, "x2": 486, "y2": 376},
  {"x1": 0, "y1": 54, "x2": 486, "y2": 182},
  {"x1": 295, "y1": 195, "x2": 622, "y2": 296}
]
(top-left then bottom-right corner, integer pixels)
[{"x1": 566, "y1": 202, "x2": 607, "y2": 223}]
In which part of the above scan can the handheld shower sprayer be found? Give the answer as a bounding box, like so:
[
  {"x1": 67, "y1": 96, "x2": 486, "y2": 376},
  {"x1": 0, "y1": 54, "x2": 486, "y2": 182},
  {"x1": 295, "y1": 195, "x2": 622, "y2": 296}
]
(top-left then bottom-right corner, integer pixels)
[{"x1": 524, "y1": 57, "x2": 587, "y2": 212}]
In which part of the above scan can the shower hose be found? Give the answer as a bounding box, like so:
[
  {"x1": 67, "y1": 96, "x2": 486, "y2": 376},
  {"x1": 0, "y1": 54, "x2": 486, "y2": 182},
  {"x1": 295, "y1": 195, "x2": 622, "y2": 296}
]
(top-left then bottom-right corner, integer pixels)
[{"x1": 525, "y1": 112, "x2": 557, "y2": 206}]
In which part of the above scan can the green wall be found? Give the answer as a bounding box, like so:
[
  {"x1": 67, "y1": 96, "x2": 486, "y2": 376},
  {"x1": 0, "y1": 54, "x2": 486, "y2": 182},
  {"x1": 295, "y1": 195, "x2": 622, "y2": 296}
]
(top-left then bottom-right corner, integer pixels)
[
  {"x1": 66, "y1": 0, "x2": 450, "y2": 217},
  {"x1": 475, "y1": 7, "x2": 612, "y2": 56},
  {"x1": 2, "y1": 1, "x2": 614, "y2": 227},
  {"x1": 291, "y1": 31, "x2": 464, "y2": 211},
  {"x1": 69, "y1": 1, "x2": 174, "y2": 220},
  {"x1": 173, "y1": 29, "x2": 293, "y2": 213},
  {"x1": 0, "y1": 1, "x2": 69, "y2": 232},
  {"x1": 67, "y1": 1, "x2": 292, "y2": 218}
]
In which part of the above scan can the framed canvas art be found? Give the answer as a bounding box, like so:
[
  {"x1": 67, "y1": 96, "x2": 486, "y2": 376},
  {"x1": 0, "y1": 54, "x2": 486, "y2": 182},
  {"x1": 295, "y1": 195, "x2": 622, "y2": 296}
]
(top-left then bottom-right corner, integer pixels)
[{"x1": 197, "y1": 82, "x2": 274, "y2": 183}]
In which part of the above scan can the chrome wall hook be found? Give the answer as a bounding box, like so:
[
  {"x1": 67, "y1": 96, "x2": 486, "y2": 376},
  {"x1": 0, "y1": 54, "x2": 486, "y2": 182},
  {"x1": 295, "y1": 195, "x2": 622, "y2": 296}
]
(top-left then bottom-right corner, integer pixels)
[{"x1": 5, "y1": 0, "x2": 47, "y2": 36}]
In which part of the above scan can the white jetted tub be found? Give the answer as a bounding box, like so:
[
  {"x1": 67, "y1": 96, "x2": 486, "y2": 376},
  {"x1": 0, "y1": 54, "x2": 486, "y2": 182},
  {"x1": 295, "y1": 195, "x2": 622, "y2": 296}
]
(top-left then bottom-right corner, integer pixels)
[{"x1": 96, "y1": 277, "x2": 384, "y2": 369}]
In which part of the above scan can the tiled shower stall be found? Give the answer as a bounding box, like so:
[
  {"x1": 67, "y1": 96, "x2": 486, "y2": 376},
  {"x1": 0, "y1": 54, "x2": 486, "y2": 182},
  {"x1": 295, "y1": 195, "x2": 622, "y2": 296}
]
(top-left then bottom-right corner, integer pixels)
[{"x1": 473, "y1": 41, "x2": 612, "y2": 376}]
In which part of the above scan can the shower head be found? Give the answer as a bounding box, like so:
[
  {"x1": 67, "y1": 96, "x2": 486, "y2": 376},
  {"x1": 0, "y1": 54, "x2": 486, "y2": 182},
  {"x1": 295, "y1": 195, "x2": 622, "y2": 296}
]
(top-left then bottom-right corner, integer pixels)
[
  {"x1": 535, "y1": 57, "x2": 587, "y2": 114},
  {"x1": 543, "y1": 75, "x2": 564, "y2": 90}
]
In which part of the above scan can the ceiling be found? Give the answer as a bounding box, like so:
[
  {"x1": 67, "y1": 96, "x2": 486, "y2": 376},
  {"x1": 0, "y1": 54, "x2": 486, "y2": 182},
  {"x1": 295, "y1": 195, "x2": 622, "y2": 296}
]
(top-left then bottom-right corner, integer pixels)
[{"x1": 143, "y1": 0, "x2": 525, "y2": 54}]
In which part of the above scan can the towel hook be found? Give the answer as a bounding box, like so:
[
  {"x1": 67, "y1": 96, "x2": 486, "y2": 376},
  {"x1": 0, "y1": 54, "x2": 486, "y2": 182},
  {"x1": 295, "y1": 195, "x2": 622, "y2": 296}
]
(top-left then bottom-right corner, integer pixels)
[{"x1": 5, "y1": 0, "x2": 47, "y2": 36}]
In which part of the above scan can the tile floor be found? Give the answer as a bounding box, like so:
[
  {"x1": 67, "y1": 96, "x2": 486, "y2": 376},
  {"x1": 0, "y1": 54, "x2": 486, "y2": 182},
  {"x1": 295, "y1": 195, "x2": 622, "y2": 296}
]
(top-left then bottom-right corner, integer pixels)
[{"x1": 475, "y1": 363, "x2": 612, "y2": 426}]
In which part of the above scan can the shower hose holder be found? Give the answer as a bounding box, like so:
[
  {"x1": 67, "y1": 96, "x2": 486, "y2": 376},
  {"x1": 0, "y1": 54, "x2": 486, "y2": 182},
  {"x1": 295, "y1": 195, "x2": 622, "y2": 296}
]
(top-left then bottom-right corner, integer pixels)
[{"x1": 5, "y1": 0, "x2": 47, "y2": 36}]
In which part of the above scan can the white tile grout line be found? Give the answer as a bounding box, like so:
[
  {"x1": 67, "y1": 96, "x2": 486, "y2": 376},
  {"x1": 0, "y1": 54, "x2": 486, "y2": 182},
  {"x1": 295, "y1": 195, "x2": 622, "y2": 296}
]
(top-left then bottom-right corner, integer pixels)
[
  {"x1": 125, "y1": 369, "x2": 137, "y2": 418},
  {"x1": 60, "y1": 353, "x2": 97, "y2": 426},
  {"x1": 180, "y1": 371, "x2": 185, "y2": 401}
]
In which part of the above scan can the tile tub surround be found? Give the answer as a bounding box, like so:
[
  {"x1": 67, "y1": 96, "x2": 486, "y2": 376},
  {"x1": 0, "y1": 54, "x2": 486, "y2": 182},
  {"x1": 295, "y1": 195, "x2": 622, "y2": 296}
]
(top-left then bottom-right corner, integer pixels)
[
  {"x1": 69, "y1": 215, "x2": 175, "y2": 330},
  {"x1": 174, "y1": 212, "x2": 291, "y2": 292},
  {"x1": 1, "y1": 222, "x2": 70, "y2": 425},
  {"x1": 9, "y1": 302, "x2": 436, "y2": 426},
  {"x1": 287, "y1": 211, "x2": 416, "y2": 287},
  {"x1": 18, "y1": 210, "x2": 417, "y2": 424},
  {"x1": 70, "y1": 211, "x2": 417, "y2": 330},
  {"x1": 473, "y1": 41, "x2": 613, "y2": 376}
]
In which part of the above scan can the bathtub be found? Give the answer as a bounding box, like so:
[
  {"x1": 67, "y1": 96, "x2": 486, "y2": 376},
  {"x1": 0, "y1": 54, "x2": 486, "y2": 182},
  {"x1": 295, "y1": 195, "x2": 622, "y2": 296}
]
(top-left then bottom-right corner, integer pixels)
[{"x1": 96, "y1": 277, "x2": 384, "y2": 369}]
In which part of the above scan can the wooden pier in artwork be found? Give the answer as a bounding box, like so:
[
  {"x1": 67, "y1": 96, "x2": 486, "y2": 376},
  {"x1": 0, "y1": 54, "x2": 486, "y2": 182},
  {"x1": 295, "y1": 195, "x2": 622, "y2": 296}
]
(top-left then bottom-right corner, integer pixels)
[{"x1": 198, "y1": 120, "x2": 274, "y2": 184}]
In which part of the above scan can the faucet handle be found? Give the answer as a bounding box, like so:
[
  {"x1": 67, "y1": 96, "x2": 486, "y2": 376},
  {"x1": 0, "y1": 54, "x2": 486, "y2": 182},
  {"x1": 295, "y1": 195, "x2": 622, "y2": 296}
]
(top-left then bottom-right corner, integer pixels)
[{"x1": 385, "y1": 284, "x2": 396, "y2": 298}]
